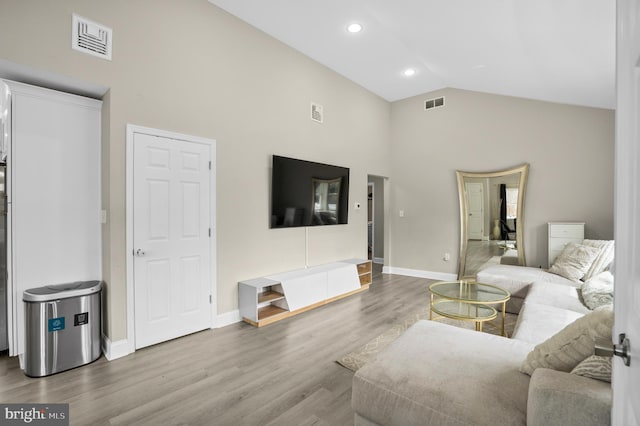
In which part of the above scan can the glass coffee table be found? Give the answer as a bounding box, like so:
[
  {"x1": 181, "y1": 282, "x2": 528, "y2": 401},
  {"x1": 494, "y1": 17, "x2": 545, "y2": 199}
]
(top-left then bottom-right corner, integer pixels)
[{"x1": 429, "y1": 280, "x2": 511, "y2": 336}]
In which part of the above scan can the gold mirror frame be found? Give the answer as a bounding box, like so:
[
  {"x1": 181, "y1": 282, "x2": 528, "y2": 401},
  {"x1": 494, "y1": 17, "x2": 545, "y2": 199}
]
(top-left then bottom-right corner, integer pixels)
[{"x1": 456, "y1": 164, "x2": 529, "y2": 279}]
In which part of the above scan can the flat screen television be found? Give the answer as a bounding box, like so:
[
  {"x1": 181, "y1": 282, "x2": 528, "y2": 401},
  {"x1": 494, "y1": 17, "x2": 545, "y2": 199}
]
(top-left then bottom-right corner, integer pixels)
[{"x1": 271, "y1": 155, "x2": 350, "y2": 228}]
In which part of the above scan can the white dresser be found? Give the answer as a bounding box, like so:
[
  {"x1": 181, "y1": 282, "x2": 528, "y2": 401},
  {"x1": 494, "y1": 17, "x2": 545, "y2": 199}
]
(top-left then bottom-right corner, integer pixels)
[{"x1": 548, "y1": 222, "x2": 585, "y2": 267}]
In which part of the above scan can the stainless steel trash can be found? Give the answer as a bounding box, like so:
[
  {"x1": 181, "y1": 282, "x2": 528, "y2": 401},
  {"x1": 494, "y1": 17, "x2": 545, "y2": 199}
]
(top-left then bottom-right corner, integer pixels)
[{"x1": 23, "y1": 280, "x2": 102, "y2": 377}]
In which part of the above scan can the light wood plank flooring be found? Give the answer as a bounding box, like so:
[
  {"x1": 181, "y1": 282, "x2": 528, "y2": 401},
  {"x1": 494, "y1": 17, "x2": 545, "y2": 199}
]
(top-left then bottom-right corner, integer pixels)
[{"x1": 0, "y1": 269, "x2": 434, "y2": 425}]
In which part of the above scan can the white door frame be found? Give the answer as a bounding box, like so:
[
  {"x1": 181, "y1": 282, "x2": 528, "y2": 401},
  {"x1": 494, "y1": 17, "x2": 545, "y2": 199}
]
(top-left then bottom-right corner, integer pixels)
[
  {"x1": 368, "y1": 182, "x2": 374, "y2": 261},
  {"x1": 125, "y1": 124, "x2": 216, "y2": 353}
]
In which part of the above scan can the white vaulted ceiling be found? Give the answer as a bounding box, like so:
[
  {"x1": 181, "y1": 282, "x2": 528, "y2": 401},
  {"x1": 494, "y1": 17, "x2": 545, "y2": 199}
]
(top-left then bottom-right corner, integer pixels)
[{"x1": 208, "y1": 0, "x2": 615, "y2": 109}]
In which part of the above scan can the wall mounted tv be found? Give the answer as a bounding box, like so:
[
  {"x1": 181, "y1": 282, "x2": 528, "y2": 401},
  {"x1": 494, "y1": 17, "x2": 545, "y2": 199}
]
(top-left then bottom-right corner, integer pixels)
[{"x1": 271, "y1": 155, "x2": 350, "y2": 228}]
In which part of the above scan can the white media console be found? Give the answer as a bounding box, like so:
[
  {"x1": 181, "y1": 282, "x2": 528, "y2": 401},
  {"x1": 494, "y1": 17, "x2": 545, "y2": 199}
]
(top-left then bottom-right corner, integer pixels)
[{"x1": 239, "y1": 259, "x2": 372, "y2": 327}]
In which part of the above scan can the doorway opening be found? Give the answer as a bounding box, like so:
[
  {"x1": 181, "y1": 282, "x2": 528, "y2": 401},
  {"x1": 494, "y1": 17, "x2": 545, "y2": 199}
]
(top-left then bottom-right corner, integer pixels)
[{"x1": 367, "y1": 175, "x2": 387, "y2": 277}]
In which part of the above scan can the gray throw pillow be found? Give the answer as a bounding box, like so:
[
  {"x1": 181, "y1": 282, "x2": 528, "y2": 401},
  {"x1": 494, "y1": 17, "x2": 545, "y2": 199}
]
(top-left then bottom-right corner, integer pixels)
[{"x1": 571, "y1": 355, "x2": 612, "y2": 383}]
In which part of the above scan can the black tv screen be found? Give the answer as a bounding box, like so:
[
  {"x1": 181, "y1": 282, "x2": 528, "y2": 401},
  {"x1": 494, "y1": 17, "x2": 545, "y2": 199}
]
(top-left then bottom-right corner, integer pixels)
[{"x1": 271, "y1": 155, "x2": 350, "y2": 228}]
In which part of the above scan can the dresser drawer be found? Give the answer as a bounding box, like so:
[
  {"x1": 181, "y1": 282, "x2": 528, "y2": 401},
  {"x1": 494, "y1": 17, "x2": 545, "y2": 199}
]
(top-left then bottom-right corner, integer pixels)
[{"x1": 549, "y1": 224, "x2": 584, "y2": 239}]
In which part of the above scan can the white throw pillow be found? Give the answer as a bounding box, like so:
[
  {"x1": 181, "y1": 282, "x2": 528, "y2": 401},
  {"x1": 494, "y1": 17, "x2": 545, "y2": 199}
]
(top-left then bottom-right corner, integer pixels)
[
  {"x1": 520, "y1": 306, "x2": 614, "y2": 375},
  {"x1": 548, "y1": 242, "x2": 601, "y2": 281},
  {"x1": 581, "y1": 271, "x2": 614, "y2": 310}
]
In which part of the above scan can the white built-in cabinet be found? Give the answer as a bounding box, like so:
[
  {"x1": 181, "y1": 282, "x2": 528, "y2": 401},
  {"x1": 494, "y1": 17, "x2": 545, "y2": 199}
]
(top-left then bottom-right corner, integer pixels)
[
  {"x1": 548, "y1": 222, "x2": 585, "y2": 268},
  {"x1": 5, "y1": 80, "x2": 102, "y2": 357},
  {"x1": 239, "y1": 259, "x2": 372, "y2": 327}
]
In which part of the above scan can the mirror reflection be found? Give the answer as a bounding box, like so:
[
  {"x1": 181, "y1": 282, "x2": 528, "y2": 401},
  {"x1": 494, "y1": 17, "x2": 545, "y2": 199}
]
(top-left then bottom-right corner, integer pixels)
[
  {"x1": 312, "y1": 177, "x2": 341, "y2": 225},
  {"x1": 456, "y1": 164, "x2": 529, "y2": 279}
]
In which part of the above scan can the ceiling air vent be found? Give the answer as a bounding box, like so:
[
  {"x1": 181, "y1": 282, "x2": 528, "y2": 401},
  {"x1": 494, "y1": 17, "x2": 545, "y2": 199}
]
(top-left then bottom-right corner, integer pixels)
[
  {"x1": 425, "y1": 96, "x2": 445, "y2": 110},
  {"x1": 71, "y1": 14, "x2": 112, "y2": 61},
  {"x1": 311, "y1": 102, "x2": 324, "y2": 124}
]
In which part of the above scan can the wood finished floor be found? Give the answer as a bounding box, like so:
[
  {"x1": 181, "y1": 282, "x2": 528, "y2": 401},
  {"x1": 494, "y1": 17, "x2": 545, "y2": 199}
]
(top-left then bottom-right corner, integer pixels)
[{"x1": 0, "y1": 268, "x2": 435, "y2": 426}]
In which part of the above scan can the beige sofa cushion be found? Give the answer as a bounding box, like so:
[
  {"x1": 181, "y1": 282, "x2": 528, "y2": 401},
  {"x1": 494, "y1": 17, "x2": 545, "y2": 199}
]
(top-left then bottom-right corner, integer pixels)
[
  {"x1": 525, "y1": 282, "x2": 590, "y2": 314},
  {"x1": 477, "y1": 264, "x2": 579, "y2": 314},
  {"x1": 548, "y1": 242, "x2": 600, "y2": 281},
  {"x1": 352, "y1": 320, "x2": 534, "y2": 426},
  {"x1": 511, "y1": 302, "x2": 585, "y2": 346},
  {"x1": 520, "y1": 307, "x2": 614, "y2": 375},
  {"x1": 527, "y1": 368, "x2": 612, "y2": 426}
]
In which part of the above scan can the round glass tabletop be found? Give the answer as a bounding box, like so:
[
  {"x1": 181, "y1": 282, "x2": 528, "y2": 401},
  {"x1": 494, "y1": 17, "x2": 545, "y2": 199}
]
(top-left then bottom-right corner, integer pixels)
[{"x1": 429, "y1": 280, "x2": 510, "y2": 304}]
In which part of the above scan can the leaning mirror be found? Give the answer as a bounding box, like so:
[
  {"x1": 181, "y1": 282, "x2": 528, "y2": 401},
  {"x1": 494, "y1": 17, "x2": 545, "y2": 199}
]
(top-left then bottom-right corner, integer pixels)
[{"x1": 456, "y1": 164, "x2": 529, "y2": 279}]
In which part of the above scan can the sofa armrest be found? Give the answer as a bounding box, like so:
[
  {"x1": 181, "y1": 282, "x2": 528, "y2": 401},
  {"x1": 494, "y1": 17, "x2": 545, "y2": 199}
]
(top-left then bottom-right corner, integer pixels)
[{"x1": 527, "y1": 368, "x2": 612, "y2": 426}]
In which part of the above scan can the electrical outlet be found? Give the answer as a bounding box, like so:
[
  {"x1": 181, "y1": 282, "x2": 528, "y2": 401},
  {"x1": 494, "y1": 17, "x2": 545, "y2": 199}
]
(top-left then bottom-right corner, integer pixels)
[
  {"x1": 399, "y1": 210, "x2": 405, "y2": 217},
  {"x1": 354, "y1": 202, "x2": 361, "y2": 210},
  {"x1": 443, "y1": 253, "x2": 450, "y2": 261}
]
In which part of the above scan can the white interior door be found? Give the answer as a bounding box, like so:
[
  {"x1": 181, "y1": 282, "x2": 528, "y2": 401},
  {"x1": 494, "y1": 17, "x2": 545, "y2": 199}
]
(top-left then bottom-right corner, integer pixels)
[
  {"x1": 133, "y1": 132, "x2": 212, "y2": 349},
  {"x1": 612, "y1": 0, "x2": 640, "y2": 423},
  {"x1": 466, "y1": 182, "x2": 484, "y2": 240}
]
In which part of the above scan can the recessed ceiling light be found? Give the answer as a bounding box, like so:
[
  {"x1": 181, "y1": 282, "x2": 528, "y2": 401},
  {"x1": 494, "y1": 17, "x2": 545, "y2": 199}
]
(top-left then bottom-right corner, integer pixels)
[
  {"x1": 347, "y1": 23, "x2": 363, "y2": 33},
  {"x1": 403, "y1": 68, "x2": 416, "y2": 77}
]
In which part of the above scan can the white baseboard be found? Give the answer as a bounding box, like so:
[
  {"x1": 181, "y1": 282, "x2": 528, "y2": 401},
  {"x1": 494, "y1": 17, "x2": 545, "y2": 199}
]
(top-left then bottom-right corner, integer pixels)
[
  {"x1": 372, "y1": 257, "x2": 384, "y2": 265},
  {"x1": 102, "y1": 334, "x2": 133, "y2": 361},
  {"x1": 215, "y1": 310, "x2": 241, "y2": 328},
  {"x1": 382, "y1": 266, "x2": 457, "y2": 281}
]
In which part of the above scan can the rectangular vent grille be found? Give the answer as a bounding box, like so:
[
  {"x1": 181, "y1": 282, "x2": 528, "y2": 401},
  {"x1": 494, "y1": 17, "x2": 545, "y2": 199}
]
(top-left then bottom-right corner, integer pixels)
[
  {"x1": 72, "y1": 14, "x2": 112, "y2": 60},
  {"x1": 425, "y1": 96, "x2": 445, "y2": 110},
  {"x1": 311, "y1": 102, "x2": 324, "y2": 123}
]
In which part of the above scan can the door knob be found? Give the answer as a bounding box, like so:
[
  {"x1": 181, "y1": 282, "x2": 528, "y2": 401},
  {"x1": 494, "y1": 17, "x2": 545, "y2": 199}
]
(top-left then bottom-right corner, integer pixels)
[
  {"x1": 595, "y1": 334, "x2": 631, "y2": 366},
  {"x1": 135, "y1": 249, "x2": 146, "y2": 257}
]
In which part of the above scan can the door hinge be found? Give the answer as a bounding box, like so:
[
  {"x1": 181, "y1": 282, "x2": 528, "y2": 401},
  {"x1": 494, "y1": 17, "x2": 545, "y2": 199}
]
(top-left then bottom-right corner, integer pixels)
[
  {"x1": 209, "y1": 161, "x2": 212, "y2": 170},
  {"x1": 209, "y1": 295, "x2": 212, "y2": 304},
  {"x1": 209, "y1": 228, "x2": 211, "y2": 237}
]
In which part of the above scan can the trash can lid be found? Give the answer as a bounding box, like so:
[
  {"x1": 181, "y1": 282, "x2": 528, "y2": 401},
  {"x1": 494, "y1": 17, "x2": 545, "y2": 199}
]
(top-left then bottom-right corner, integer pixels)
[{"x1": 23, "y1": 280, "x2": 103, "y2": 302}]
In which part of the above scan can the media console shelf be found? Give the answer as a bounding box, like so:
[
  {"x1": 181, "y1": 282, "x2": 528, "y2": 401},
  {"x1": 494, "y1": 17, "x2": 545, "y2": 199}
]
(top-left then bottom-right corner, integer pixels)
[{"x1": 239, "y1": 258, "x2": 372, "y2": 327}]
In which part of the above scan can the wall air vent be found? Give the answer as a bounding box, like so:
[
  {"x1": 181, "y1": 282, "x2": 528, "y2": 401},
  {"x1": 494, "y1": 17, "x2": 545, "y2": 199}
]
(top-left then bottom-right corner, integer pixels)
[
  {"x1": 71, "y1": 14, "x2": 112, "y2": 61},
  {"x1": 311, "y1": 102, "x2": 324, "y2": 124},
  {"x1": 425, "y1": 96, "x2": 445, "y2": 110}
]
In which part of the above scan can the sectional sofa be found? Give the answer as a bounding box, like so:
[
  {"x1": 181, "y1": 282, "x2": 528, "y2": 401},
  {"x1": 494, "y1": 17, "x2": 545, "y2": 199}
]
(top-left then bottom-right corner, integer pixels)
[{"x1": 351, "y1": 241, "x2": 615, "y2": 425}]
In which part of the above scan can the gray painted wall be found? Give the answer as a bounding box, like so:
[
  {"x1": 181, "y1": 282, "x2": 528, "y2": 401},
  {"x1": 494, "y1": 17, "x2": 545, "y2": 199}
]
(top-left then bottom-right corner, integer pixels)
[{"x1": 389, "y1": 88, "x2": 614, "y2": 274}]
